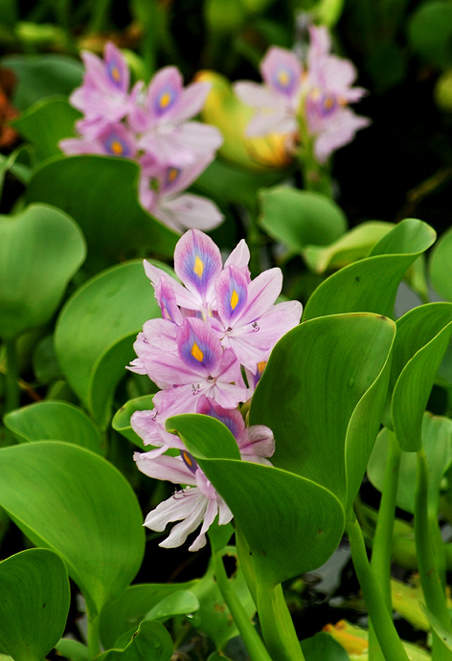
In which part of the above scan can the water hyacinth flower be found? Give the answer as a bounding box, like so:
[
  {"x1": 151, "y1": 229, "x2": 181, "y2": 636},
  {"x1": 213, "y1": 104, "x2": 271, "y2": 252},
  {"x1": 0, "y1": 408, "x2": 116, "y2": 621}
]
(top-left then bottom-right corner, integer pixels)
[
  {"x1": 134, "y1": 396, "x2": 275, "y2": 551},
  {"x1": 61, "y1": 42, "x2": 224, "y2": 233},
  {"x1": 234, "y1": 25, "x2": 369, "y2": 163},
  {"x1": 128, "y1": 229, "x2": 301, "y2": 549}
]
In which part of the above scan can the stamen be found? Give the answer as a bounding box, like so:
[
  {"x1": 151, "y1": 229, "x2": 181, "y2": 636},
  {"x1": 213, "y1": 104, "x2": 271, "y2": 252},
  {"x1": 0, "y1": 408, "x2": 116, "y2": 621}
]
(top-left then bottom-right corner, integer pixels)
[{"x1": 191, "y1": 342, "x2": 204, "y2": 362}]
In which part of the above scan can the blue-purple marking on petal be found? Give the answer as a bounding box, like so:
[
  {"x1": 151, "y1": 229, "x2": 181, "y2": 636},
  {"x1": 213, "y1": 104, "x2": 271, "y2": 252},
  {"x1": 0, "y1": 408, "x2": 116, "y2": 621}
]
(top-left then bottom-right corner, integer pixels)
[{"x1": 181, "y1": 450, "x2": 198, "y2": 474}]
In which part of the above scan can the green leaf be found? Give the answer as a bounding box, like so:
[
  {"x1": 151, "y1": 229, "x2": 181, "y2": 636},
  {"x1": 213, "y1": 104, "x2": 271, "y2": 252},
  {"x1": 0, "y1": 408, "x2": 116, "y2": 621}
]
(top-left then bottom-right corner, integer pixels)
[
  {"x1": 258, "y1": 187, "x2": 347, "y2": 252},
  {"x1": 408, "y1": 1, "x2": 452, "y2": 69},
  {"x1": 54, "y1": 261, "x2": 164, "y2": 429},
  {"x1": 0, "y1": 548, "x2": 70, "y2": 661},
  {"x1": 27, "y1": 155, "x2": 178, "y2": 267},
  {"x1": 100, "y1": 554, "x2": 252, "y2": 652},
  {"x1": 100, "y1": 583, "x2": 196, "y2": 650},
  {"x1": 250, "y1": 313, "x2": 395, "y2": 512},
  {"x1": 302, "y1": 631, "x2": 350, "y2": 661},
  {"x1": 112, "y1": 395, "x2": 156, "y2": 447},
  {"x1": 0, "y1": 441, "x2": 145, "y2": 616},
  {"x1": 4, "y1": 401, "x2": 104, "y2": 454},
  {"x1": 55, "y1": 639, "x2": 90, "y2": 661},
  {"x1": 98, "y1": 620, "x2": 173, "y2": 661},
  {"x1": 421, "y1": 604, "x2": 452, "y2": 652},
  {"x1": 146, "y1": 590, "x2": 199, "y2": 621},
  {"x1": 13, "y1": 96, "x2": 81, "y2": 163},
  {"x1": 1, "y1": 54, "x2": 83, "y2": 111},
  {"x1": 369, "y1": 413, "x2": 452, "y2": 514},
  {"x1": 391, "y1": 305, "x2": 452, "y2": 451},
  {"x1": 166, "y1": 414, "x2": 241, "y2": 460},
  {"x1": 303, "y1": 218, "x2": 436, "y2": 320},
  {"x1": 302, "y1": 221, "x2": 394, "y2": 274},
  {"x1": 430, "y1": 225, "x2": 452, "y2": 301},
  {"x1": 168, "y1": 415, "x2": 345, "y2": 586},
  {"x1": 0, "y1": 204, "x2": 86, "y2": 340}
]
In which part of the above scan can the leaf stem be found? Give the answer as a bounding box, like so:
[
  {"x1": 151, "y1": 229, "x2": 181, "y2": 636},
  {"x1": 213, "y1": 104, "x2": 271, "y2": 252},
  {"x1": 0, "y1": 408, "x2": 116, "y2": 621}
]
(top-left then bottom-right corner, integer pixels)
[
  {"x1": 347, "y1": 515, "x2": 410, "y2": 661},
  {"x1": 211, "y1": 549, "x2": 273, "y2": 661},
  {"x1": 368, "y1": 430, "x2": 401, "y2": 660},
  {"x1": 255, "y1": 580, "x2": 305, "y2": 661},
  {"x1": 415, "y1": 447, "x2": 452, "y2": 660},
  {"x1": 87, "y1": 611, "x2": 101, "y2": 659}
]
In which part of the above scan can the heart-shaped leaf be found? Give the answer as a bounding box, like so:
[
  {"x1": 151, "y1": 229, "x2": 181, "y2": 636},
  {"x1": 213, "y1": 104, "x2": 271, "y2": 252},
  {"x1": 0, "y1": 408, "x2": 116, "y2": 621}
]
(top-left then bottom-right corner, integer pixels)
[
  {"x1": 54, "y1": 260, "x2": 165, "y2": 429},
  {"x1": 250, "y1": 313, "x2": 395, "y2": 512},
  {"x1": 4, "y1": 401, "x2": 104, "y2": 454},
  {"x1": 0, "y1": 204, "x2": 86, "y2": 340},
  {"x1": 0, "y1": 441, "x2": 145, "y2": 616},
  {"x1": 303, "y1": 218, "x2": 436, "y2": 320},
  {"x1": 258, "y1": 186, "x2": 347, "y2": 252},
  {"x1": 13, "y1": 96, "x2": 81, "y2": 163},
  {"x1": 0, "y1": 548, "x2": 70, "y2": 661},
  {"x1": 27, "y1": 156, "x2": 178, "y2": 267}
]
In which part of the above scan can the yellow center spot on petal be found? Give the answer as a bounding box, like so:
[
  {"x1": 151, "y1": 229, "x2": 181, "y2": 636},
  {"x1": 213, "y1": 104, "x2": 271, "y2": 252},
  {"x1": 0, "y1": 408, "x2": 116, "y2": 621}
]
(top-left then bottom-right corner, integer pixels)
[
  {"x1": 159, "y1": 91, "x2": 172, "y2": 108},
  {"x1": 182, "y1": 451, "x2": 194, "y2": 467},
  {"x1": 111, "y1": 140, "x2": 124, "y2": 154},
  {"x1": 278, "y1": 69, "x2": 290, "y2": 86},
  {"x1": 257, "y1": 360, "x2": 267, "y2": 374},
  {"x1": 230, "y1": 289, "x2": 239, "y2": 310},
  {"x1": 191, "y1": 342, "x2": 204, "y2": 362},
  {"x1": 324, "y1": 96, "x2": 335, "y2": 110},
  {"x1": 193, "y1": 255, "x2": 204, "y2": 278},
  {"x1": 111, "y1": 66, "x2": 121, "y2": 82},
  {"x1": 167, "y1": 167, "x2": 179, "y2": 182}
]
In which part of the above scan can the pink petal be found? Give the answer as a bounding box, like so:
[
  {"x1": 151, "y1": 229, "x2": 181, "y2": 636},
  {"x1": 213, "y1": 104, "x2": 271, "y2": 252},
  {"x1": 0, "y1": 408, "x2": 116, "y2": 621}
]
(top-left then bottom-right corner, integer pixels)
[
  {"x1": 260, "y1": 46, "x2": 303, "y2": 97},
  {"x1": 134, "y1": 451, "x2": 197, "y2": 486}
]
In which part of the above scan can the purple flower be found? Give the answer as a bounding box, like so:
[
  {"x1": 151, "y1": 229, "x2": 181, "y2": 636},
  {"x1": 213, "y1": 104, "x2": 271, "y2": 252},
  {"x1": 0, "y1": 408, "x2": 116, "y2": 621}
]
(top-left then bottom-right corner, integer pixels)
[
  {"x1": 212, "y1": 264, "x2": 302, "y2": 373},
  {"x1": 69, "y1": 42, "x2": 137, "y2": 126},
  {"x1": 131, "y1": 66, "x2": 223, "y2": 166},
  {"x1": 234, "y1": 26, "x2": 370, "y2": 162},
  {"x1": 60, "y1": 121, "x2": 137, "y2": 158},
  {"x1": 139, "y1": 155, "x2": 223, "y2": 233}
]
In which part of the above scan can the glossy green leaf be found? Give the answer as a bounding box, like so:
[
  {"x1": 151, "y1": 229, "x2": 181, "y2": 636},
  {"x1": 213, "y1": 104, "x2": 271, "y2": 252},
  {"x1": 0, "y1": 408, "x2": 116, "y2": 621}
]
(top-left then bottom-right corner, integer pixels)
[
  {"x1": 99, "y1": 620, "x2": 173, "y2": 661},
  {"x1": 0, "y1": 441, "x2": 145, "y2": 616},
  {"x1": 302, "y1": 632, "x2": 350, "y2": 661},
  {"x1": 4, "y1": 401, "x2": 104, "y2": 454},
  {"x1": 166, "y1": 414, "x2": 241, "y2": 460},
  {"x1": 430, "y1": 226, "x2": 452, "y2": 301},
  {"x1": 112, "y1": 395, "x2": 156, "y2": 447},
  {"x1": 303, "y1": 218, "x2": 436, "y2": 320},
  {"x1": 0, "y1": 204, "x2": 86, "y2": 340},
  {"x1": 391, "y1": 307, "x2": 452, "y2": 451},
  {"x1": 383, "y1": 302, "x2": 452, "y2": 431},
  {"x1": 146, "y1": 590, "x2": 199, "y2": 621},
  {"x1": 168, "y1": 415, "x2": 345, "y2": 586},
  {"x1": 27, "y1": 156, "x2": 178, "y2": 267},
  {"x1": 54, "y1": 261, "x2": 164, "y2": 429},
  {"x1": 13, "y1": 96, "x2": 81, "y2": 163},
  {"x1": 368, "y1": 414, "x2": 452, "y2": 513},
  {"x1": 302, "y1": 221, "x2": 394, "y2": 274},
  {"x1": 250, "y1": 313, "x2": 395, "y2": 512},
  {"x1": 0, "y1": 548, "x2": 70, "y2": 661},
  {"x1": 258, "y1": 186, "x2": 347, "y2": 252},
  {"x1": 1, "y1": 54, "x2": 83, "y2": 111}
]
